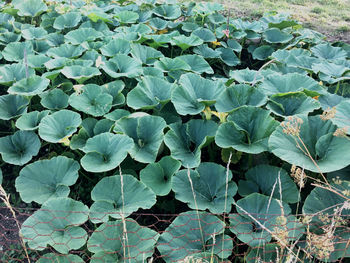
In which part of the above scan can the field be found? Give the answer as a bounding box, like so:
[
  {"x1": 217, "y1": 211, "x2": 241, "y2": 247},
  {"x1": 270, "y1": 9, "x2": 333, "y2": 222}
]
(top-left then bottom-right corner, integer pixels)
[
  {"x1": 214, "y1": 0, "x2": 350, "y2": 43},
  {"x1": 0, "y1": 0, "x2": 349, "y2": 262}
]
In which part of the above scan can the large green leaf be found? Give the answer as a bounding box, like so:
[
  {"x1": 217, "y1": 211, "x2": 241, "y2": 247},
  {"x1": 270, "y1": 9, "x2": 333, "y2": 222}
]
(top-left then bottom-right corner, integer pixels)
[
  {"x1": 173, "y1": 162, "x2": 237, "y2": 213},
  {"x1": 157, "y1": 211, "x2": 231, "y2": 262},
  {"x1": 101, "y1": 54, "x2": 142, "y2": 78},
  {"x1": 154, "y1": 57, "x2": 191, "y2": 72},
  {"x1": 269, "y1": 115, "x2": 350, "y2": 173},
  {"x1": 171, "y1": 73, "x2": 225, "y2": 115},
  {"x1": 13, "y1": 0, "x2": 47, "y2": 17},
  {"x1": 216, "y1": 106, "x2": 278, "y2": 154},
  {"x1": 115, "y1": 11, "x2": 139, "y2": 24},
  {"x1": 90, "y1": 175, "x2": 156, "y2": 223},
  {"x1": 229, "y1": 193, "x2": 301, "y2": 247},
  {"x1": 61, "y1": 65, "x2": 101, "y2": 84},
  {"x1": 69, "y1": 84, "x2": 113, "y2": 117},
  {"x1": 100, "y1": 38, "x2": 131, "y2": 57},
  {"x1": 331, "y1": 100, "x2": 350, "y2": 134},
  {"x1": 15, "y1": 156, "x2": 80, "y2": 204},
  {"x1": 178, "y1": 54, "x2": 214, "y2": 74},
  {"x1": 173, "y1": 35, "x2": 204, "y2": 51},
  {"x1": 22, "y1": 27, "x2": 47, "y2": 40},
  {"x1": 47, "y1": 44, "x2": 85, "y2": 58},
  {"x1": 21, "y1": 197, "x2": 89, "y2": 254},
  {"x1": 64, "y1": 28, "x2": 103, "y2": 45},
  {"x1": 0, "y1": 63, "x2": 35, "y2": 85},
  {"x1": 53, "y1": 12, "x2": 82, "y2": 30},
  {"x1": 88, "y1": 219, "x2": 159, "y2": 262},
  {"x1": 127, "y1": 76, "x2": 175, "y2": 110},
  {"x1": 114, "y1": 115, "x2": 167, "y2": 163},
  {"x1": 0, "y1": 94, "x2": 29, "y2": 120},
  {"x1": 15, "y1": 110, "x2": 50, "y2": 131},
  {"x1": 38, "y1": 110, "x2": 82, "y2": 143},
  {"x1": 8, "y1": 75, "x2": 50, "y2": 96},
  {"x1": 130, "y1": 43, "x2": 164, "y2": 65},
  {"x1": 0, "y1": 131, "x2": 40, "y2": 165},
  {"x1": 140, "y1": 156, "x2": 181, "y2": 196},
  {"x1": 266, "y1": 92, "x2": 321, "y2": 117},
  {"x1": 154, "y1": 4, "x2": 181, "y2": 19},
  {"x1": 229, "y1": 68, "x2": 263, "y2": 84},
  {"x1": 259, "y1": 73, "x2": 320, "y2": 96},
  {"x1": 37, "y1": 254, "x2": 83, "y2": 263},
  {"x1": 263, "y1": 28, "x2": 293, "y2": 43},
  {"x1": 40, "y1": 89, "x2": 69, "y2": 110},
  {"x1": 81, "y1": 132, "x2": 133, "y2": 173},
  {"x1": 311, "y1": 43, "x2": 347, "y2": 61},
  {"x1": 215, "y1": 84, "x2": 267, "y2": 113},
  {"x1": 2, "y1": 41, "x2": 34, "y2": 62},
  {"x1": 164, "y1": 119, "x2": 218, "y2": 168},
  {"x1": 238, "y1": 165, "x2": 299, "y2": 203}
]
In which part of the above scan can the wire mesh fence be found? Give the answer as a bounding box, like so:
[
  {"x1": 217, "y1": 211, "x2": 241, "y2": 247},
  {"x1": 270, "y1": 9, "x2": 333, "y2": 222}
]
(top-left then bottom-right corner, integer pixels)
[{"x1": 0, "y1": 206, "x2": 349, "y2": 262}]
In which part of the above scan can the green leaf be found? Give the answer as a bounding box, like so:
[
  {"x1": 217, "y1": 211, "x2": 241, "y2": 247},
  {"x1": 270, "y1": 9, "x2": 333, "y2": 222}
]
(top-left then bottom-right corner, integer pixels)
[
  {"x1": 61, "y1": 65, "x2": 101, "y2": 84},
  {"x1": 37, "y1": 254, "x2": 83, "y2": 263},
  {"x1": 65, "y1": 28, "x2": 103, "y2": 45},
  {"x1": 15, "y1": 110, "x2": 50, "y2": 130},
  {"x1": 130, "y1": 43, "x2": 164, "y2": 65},
  {"x1": 100, "y1": 38, "x2": 131, "y2": 57},
  {"x1": 0, "y1": 169, "x2": 2, "y2": 185},
  {"x1": 47, "y1": 44, "x2": 85, "y2": 58},
  {"x1": 215, "y1": 84, "x2": 267, "y2": 113},
  {"x1": 90, "y1": 175, "x2": 156, "y2": 223},
  {"x1": 69, "y1": 84, "x2": 113, "y2": 117},
  {"x1": 173, "y1": 162, "x2": 237, "y2": 213},
  {"x1": 173, "y1": 35, "x2": 204, "y2": 51},
  {"x1": 101, "y1": 54, "x2": 142, "y2": 78},
  {"x1": 229, "y1": 68, "x2": 263, "y2": 84},
  {"x1": 8, "y1": 75, "x2": 50, "y2": 96},
  {"x1": 252, "y1": 45, "x2": 274, "y2": 60},
  {"x1": 15, "y1": 156, "x2": 80, "y2": 204},
  {"x1": 13, "y1": 0, "x2": 47, "y2": 17},
  {"x1": 21, "y1": 197, "x2": 89, "y2": 254},
  {"x1": 230, "y1": 193, "x2": 296, "y2": 247},
  {"x1": 81, "y1": 132, "x2": 133, "y2": 173},
  {"x1": 331, "y1": 100, "x2": 350, "y2": 134},
  {"x1": 259, "y1": 73, "x2": 320, "y2": 96},
  {"x1": 263, "y1": 28, "x2": 293, "y2": 43},
  {"x1": 192, "y1": 28, "x2": 216, "y2": 42},
  {"x1": 127, "y1": 76, "x2": 175, "y2": 110},
  {"x1": 22, "y1": 27, "x2": 47, "y2": 40},
  {"x1": 114, "y1": 115, "x2": 167, "y2": 163},
  {"x1": 217, "y1": 47, "x2": 240, "y2": 66},
  {"x1": 216, "y1": 106, "x2": 278, "y2": 154},
  {"x1": 0, "y1": 130, "x2": 40, "y2": 165},
  {"x1": 2, "y1": 41, "x2": 33, "y2": 62},
  {"x1": 0, "y1": 63, "x2": 35, "y2": 85},
  {"x1": 154, "y1": 4, "x2": 181, "y2": 20},
  {"x1": 267, "y1": 92, "x2": 321, "y2": 117},
  {"x1": 171, "y1": 73, "x2": 225, "y2": 115},
  {"x1": 40, "y1": 89, "x2": 69, "y2": 110},
  {"x1": 238, "y1": 165, "x2": 300, "y2": 203},
  {"x1": 101, "y1": 80, "x2": 125, "y2": 107},
  {"x1": 140, "y1": 156, "x2": 181, "y2": 196},
  {"x1": 53, "y1": 12, "x2": 82, "y2": 30},
  {"x1": 178, "y1": 54, "x2": 214, "y2": 74},
  {"x1": 38, "y1": 110, "x2": 82, "y2": 143},
  {"x1": 154, "y1": 57, "x2": 191, "y2": 72},
  {"x1": 157, "y1": 211, "x2": 230, "y2": 262},
  {"x1": 311, "y1": 43, "x2": 347, "y2": 61},
  {"x1": 88, "y1": 219, "x2": 159, "y2": 262},
  {"x1": 0, "y1": 94, "x2": 29, "y2": 120},
  {"x1": 164, "y1": 119, "x2": 218, "y2": 168},
  {"x1": 269, "y1": 115, "x2": 350, "y2": 173},
  {"x1": 115, "y1": 11, "x2": 139, "y2": 24}
]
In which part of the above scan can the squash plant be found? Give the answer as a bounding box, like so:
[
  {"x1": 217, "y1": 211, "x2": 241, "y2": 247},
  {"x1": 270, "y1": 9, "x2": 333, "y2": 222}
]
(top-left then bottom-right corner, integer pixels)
[{"x1": 0, "y1": 0, "x2": 349, "y2": 262}]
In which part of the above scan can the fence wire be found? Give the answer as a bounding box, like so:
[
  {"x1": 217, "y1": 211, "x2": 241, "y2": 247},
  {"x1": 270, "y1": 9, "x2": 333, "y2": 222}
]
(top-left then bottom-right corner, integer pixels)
[{"x1": 0, "y1": 206, "x2": 349, "y2": 262}]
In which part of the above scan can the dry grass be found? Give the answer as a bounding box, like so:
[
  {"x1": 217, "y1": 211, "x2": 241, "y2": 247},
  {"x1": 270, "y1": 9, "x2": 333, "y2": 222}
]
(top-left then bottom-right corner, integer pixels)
[{"x1": 200, "y1": 0, "x2": 350, "y2": 43}]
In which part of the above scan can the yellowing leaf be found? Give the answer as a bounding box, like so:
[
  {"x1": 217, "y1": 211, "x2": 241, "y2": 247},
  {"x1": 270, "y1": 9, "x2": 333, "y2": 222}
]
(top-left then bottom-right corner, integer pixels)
[
  {"x1": 157, "y1": 29, "x2": 168, "y2": 35},
  {"x1": 211, "y1": 40, "x2": 221, "y2": 46},
  {"x1": 59, "y1": 136, "x2": 71, "y2": 146},
  {"x1": 95, "y1": 55, "x2": 104, "y2": 67}
]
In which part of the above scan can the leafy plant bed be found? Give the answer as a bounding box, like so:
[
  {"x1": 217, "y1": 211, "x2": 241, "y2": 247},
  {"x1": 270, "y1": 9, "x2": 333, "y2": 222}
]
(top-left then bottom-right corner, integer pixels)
[{"x1": 0, "y1": 0, "x2": 349, "y2": 262}]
